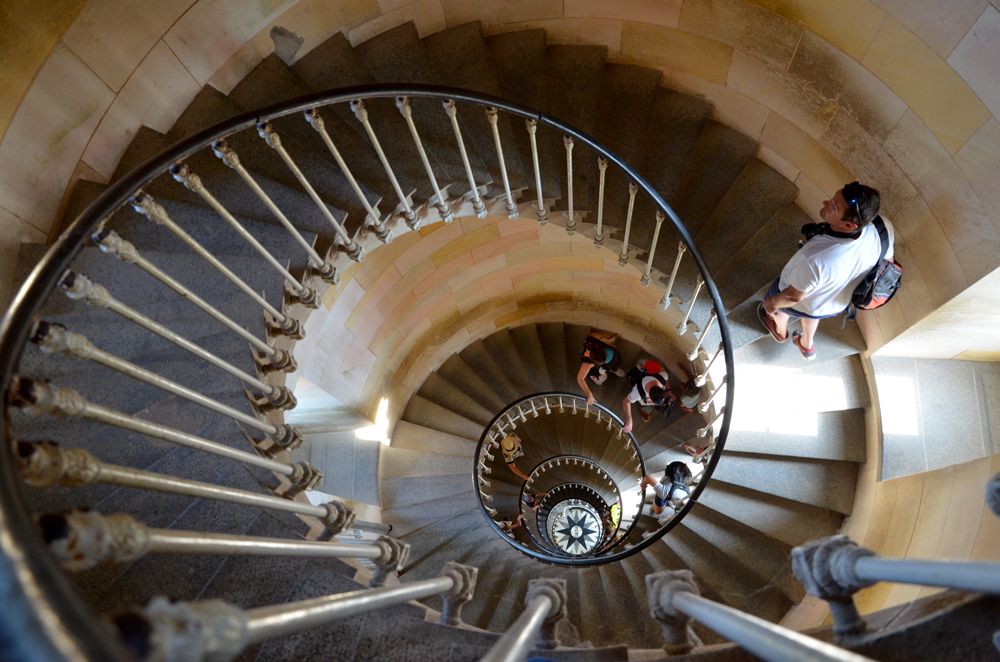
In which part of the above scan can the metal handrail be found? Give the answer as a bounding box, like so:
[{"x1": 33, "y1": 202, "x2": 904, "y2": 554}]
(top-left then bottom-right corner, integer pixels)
[{"x1": 0, "y1": 84, "x2": 734, "y2": 653}]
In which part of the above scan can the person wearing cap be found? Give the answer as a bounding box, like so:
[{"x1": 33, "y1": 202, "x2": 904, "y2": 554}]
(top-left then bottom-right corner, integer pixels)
[
  {"x1": 501, "y1": 433, "x2": 530, "y2": 481},
  {"x1": 758, "y1": 181, "x2": 895, "y2": 360}
]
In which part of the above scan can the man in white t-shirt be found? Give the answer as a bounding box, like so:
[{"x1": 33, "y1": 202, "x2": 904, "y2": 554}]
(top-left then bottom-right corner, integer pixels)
[{"x1": 758, "y1": 181, "x2": 894, "y2": 360}]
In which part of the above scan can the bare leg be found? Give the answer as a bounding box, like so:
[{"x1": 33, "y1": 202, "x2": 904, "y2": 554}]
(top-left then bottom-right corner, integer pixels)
[
  {"x1": 771, "y1": 309, "x2": 790, "y2": 340},
  {"x1": 798, "y1": 317, "x2": 819, "y2": 349}
]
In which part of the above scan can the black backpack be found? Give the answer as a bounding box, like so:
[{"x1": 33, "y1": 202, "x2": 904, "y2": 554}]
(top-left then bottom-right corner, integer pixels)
[
  {"x1": 627, "y1": 361, "x2": 673, "y2": 407},
  {"x1": 848, "y1": 216, "x2": 902, "y2": 320}
]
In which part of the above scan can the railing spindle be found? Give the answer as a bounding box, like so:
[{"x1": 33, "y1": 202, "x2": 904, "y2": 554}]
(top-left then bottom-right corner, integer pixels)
[
  {"x1": 396, "y1": 96, "x2": 453, "y2": 223},
  {"x1": 30, "y1": 321, "x2": 294, "y2": 442},
  {"x1": 482, "y1": 578, "x2": 566, "y2": 660},
  {"x1": 443, "y1": 100, "x2": 486, "y2": 218},
  {"x1": 256, "y1": 121, "x2": 362, "y2": 259},
  {"x1": 563, "y1": 136, "x2": 575, "y2": 234},
  {"x1": 169, "y1": 163, "x2": 319, "y2": 307},
  {"x1": 525, "y1": 119, "x2": 548, "y2": 224},
  {"x1": 688, "y1": 312, "x2": 717, "y2": 361},
  {"x1": 659, "y1": 242, "x2": 687, "y2": 310},
  {"x1": 698, "y1": 375, "x2": 726, "y2": 414},
  {"x1": 676, "y1": 277, "x2": 704, "y2": 335},
  {"x1": 209, "y1": 139, "x2": 338, "y2": 280},
  {"x1": 17, "y1": 442, "x2": 360, "y2": 530},
  {"x1": 641, "y1": 211, "x2": 665, "y2": 286},
  {"x1": 91, "y1": 227, "x2": 295, "y2": 371},
  {"x1": 485, "y1": 107, "x2": 518, "y2": 219},
  {"x1": 594, "y1": 157, "x2": 607, "y2": 247},
  {"x1": 130, "y1": 192, "x2": 301, "y2": 337},
  {"x1": 58, "y1": 272, "x2": 293, "y2": 408},
  {"x1": 694, "y1": 342, "x2": 724, "y2": 387},
  {"x1": 697, "y1": 406, "x2": 725, "y2": 438},
  {"x1": 350, "y1": 99, "x2": 418, "y2": 229},
  {"x1": 618, "y1": 182, "x2": 639, "y2": 266}
]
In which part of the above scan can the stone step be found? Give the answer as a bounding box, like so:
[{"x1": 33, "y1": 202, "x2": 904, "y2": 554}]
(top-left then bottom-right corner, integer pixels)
[
  {"x1": 390, "y1": 420, "x2": 476, "y2": 457},
  {"x1": 481, "y1": 327, "x2": 536, "y2": 395},
  {"x1": 460, "y1": 338, "x2": 523, "y2": 405},
  {"x1": 435, "y1": 352, "x2": 510, "y2": 413},
  {"x1": 710, "y1": 451, "x2": 858, "y2": 514},
  {"x1": 402, "y1": 393, "x2": 483, "y2": 440},
  {"x1": 382, "y1": 490, "x2": 479, "y2": 537},
  {"x1": 724, "y1": 409, "x2": 867, "y2": 462},
  {"x1": 509, "y1": 323, "x2": 553, "y2": 391},
  {"x1": 381, "y1": 446, "x2": 470, "y2": 479},
  {"x1": 417, "y1": 371, "x2": 496, "y2": 426},
  {"x1": 537, "y1": 322, "x2": 572, "y2": 391},
  {"x1": 380, "y1": 472, "x2": 473, "y2": 510}
]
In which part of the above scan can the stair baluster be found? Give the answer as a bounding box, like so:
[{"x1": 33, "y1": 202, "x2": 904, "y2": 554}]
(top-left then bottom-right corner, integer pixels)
[
  {"x1": 676, "y1": 277, "x2": 704, "y2": 335},
  {"x1": 396, "y1": 96, "x2": 453, "y2": 223},
  {"x1": 482, "y1": 578, "x2": 566, "y2": 660},
  {"x1": 698, "y1": 375, "x2": 726, "y2": 414},
  {"x1": 525, "y1": 119, "x2": 548, "y2": 224},
  {"x1": 694, "y1": 342, "x2": 724, "y2": 387},
  {"x1": 91, "y1": 227, "x2": 296, "y2": 372},
  {"x1": 564, "y1": 136, "x2": 576, "y2": 233},
  {"x1": 304, "y1": 109, "x2": 391, "y2": 241},
  {"x1": 659, "y1": 241, "x2": 687, "y2": 310},
  {"x1": 256, "y1": 121, "x2": 362, "y2": 259},
  {"x1": 594, "y1": 157, "x2": 607, "y2": 247},
  {"x1": 485, "y1": 107, "x2": 518, "y2": 219},
  {"x1": 641, "y1": 211, "x2": 665, "y2": 286},
  {"x1": 688, "y1": 312, "x2": 717, "y2": 361},
  {"x1": 350, "y1": 99, "x2": 419, "y2": 229},
  {"x1": 443, "y1": 100, "x2": 487, "y2": 218},
  {"x1": 210, "y1": 139, "x2": 339, "y2": 280},
  {"x1": 129, "y1": 192, "x2": 302, "y2": 337},
  {"x1": 618, "y1": 181, "x2": 639, "y2": 266}
]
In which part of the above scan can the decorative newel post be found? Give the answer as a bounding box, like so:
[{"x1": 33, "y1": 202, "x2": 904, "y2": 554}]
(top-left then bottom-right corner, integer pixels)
[
  {"x1": 526, "y1": 577, "x2": 566, "y2": 649},
  {"x1": 319, "y1": 501, "x2": 356, "y2": 537},
  {"x1": 370, "y1": 536, "x2": 410, "y2": 587},
  {"x1": 646, "y1": 570, "x2": 702, "y2": 654},
  {"x1": 791, "y1": 535, "x2": 875, "y2": 640},
  {"x1": 440, "y1": 561, "x2": 478, "y2": 626}
]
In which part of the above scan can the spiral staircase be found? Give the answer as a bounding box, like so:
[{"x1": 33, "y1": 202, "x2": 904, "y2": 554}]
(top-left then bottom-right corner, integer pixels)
[{"x1": 2, "y1": 18, "x2": 997, "y2": 662}]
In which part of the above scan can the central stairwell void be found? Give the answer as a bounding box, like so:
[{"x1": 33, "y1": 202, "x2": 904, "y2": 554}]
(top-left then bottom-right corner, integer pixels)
[{"x1": 7, "y1": 19, "x2": 997, "y2": 662}]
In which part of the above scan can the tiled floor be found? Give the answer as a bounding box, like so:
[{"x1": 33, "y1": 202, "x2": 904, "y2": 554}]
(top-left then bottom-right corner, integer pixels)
[{"x1": 873, "y1": 356, "x2": 1000, "y2": 479}]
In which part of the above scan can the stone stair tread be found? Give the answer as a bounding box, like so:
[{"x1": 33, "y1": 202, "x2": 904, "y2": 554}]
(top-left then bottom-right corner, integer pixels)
[
  {"x1": 537, "y1": 322, "x2": 572, "y2": 391},
  {"x1": 481, "y1": 328, "x2": 536, "y2": 395},
  {"x1": 436, "y1": 353, "x2": 510, "y2": 413},
  {"x1": 734, "y1": 318, "x2": 867, "y2": 368},
  {"x1": 695, "y1": 159, "x2": 799, "y2": 276},
  {"x1": 382, "y1": 490, "x2": 480, "y2": 537},
  {"x1": 710, "y1": 452, "x2": 858, "y2": 514},
  {"x1": 111, "y1": 125, "x2": 172, "y2": 183},
  {"x1": 697, "y1": 480, "x2": 844, "y2": 549},
  {"x1": 422, "y1": 21, "x2": 528, "y2": 195},
  {"x1": 639, "y1": 89, "x2": 713, "y2": 207},
  {"x1": 380, "y1": 472, "x2": 473, "y2": 511},
  {"x1": 52, "y1": 179, "x2": 108, "y2": 239},
  {"x1": 391, "y1": 420, "x2": 476, "y2": 456},
  {"x1": 509, "y1": 323, "x2": 553, "y2": 391},
  {"x1": 661, "y1": 524, "x2": 792, "y2": 623},
  {"x1": 382, "y1": 446, "x2": 471, "y2": 479},
  {"x1": 683, "y1": 505, "x2": 802, "y2": 602},
  {"x1": 724, "y1": 409, "x2": 867, "y2": 462},
  {"x1": 418, "y1": 371, "x2": 496, "y2": 425},
  {"x1": 403, "y1": 394, "x2": 484, "y2": 440}
]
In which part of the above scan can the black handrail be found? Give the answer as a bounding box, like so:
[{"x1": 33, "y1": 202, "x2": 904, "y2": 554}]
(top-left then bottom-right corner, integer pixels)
[{"x1": 0, "y1": 84, "x2": 734, "y2": 649}]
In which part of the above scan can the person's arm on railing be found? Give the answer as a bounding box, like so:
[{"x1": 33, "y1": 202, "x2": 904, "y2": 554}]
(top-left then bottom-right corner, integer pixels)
[{"x1": 622, "y1": 394, "x2": 635, "y2": 433}]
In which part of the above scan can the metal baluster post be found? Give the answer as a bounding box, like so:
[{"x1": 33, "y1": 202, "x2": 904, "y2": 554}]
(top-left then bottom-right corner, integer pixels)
[
  {"x1": 482, "y1": 578, "x2": 566, "y2": 661},
  {"x1": 256, "y1": 121, "x2": 362, "y2": 259},
  {"x1": 304, "y1": 109, "x2": 391, "y2": 241},
  {"x1": 114, "y1": 565, "x2": 476, "y2": 660},
  {"x1": 443, "y1": 100, "x2": 486, "y2": 218},
  {"x1": 642, "y1": 211, "x2": 665, "y2": 285},
  {"x1": 209, "y1": 140, "x2": 338, "y2": 280},
  {"x1": 10, "y1": 379, "x2": 320, "y2": 496},
  {"x1": 647, "y1": 570, "x2": 872, "y2": 660},
  {"x1": 17, "y1": 442, "x2": 358, "y2": 533},
  {"x1": 676, "y1": 277, "x2": 704, "y2": 335},
  {"x1": 350, "y1": 99, "x2": 418, "y2": 229},
  {"x1": 485, "y1": 107, "x2": 518, "y2": 219},
  {"x1": 439, "y1": 562, "x2": 478, "y2": 626},
  {"x1": 91, "y1": 227, "x2": 296, "y2": 372},
  {"x1": 688, "y1": 312, "x2": 717, "y2": 361},
  {"x1": 659, "y1": 242, "x2": 687, "y2": 310},
  {"x1": 58, "y1": 271, "x2": 295, "y2": 411},
  {"x1": 618, "y1": 182, "x2": 639, "y2": 266},
  {"x1": 697, "y1": 375, "x2": 726, "y2": 414},
  {"x1": 794, "y1": 535, "x2": 1000, "y2": 641},
  {"x1": 396, "y1": 96, "x2": 453, "y2": 223},
  {"x1": 594, "y1": 157, "x2": 607, "y2": 247},
  {"x1": 130, "y1": 192, "x2": 301, "y2": 338},
  {"x1": 30, "y1": 321, "x2": 298, "y2": 447},
  {"x1": 697, "y1": 406, "x2": 724, "y2": 439},
  {"x1": 563, "y1": 136, "x2": 576, "y2": 234},
  {"x1": 169, "y1": 163, "x2": 318, "y2": 308},
  {"x1": 694, "y1": 343, "x2": 724, "y2": 387},
  {"x1": 525, "y1": 119, "x2": 548, "y2": 224},
  {"x1": 42, "y1": 511, "x2": 397, "y2": 571}
]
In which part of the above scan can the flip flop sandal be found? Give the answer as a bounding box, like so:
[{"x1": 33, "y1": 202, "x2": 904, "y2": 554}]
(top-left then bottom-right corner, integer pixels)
[
  {"x1": 756, "y1": 302, "x2": 787, "y2": 343},
  {"x1": 792, "y1": 331, "x2": 816, "y2": 360}
]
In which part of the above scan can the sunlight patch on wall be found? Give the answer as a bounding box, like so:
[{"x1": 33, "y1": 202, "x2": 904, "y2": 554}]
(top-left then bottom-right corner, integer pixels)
[{"x1": 355, "y1": 396, "x2": 390, "y2": 444}]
